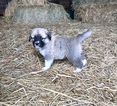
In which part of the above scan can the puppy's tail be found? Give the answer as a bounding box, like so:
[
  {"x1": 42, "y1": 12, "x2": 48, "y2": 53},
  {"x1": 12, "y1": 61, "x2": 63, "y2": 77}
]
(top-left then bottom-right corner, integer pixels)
[{"x1": 77, "y1": 29, "x2": 92, "y2": 43}]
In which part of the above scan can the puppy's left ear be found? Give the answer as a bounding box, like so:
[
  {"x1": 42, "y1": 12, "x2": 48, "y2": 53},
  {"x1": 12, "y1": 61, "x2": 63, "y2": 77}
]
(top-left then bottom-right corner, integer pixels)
[
  {"x1": 29, "y1": 35, "x2": 34, "y2": 42},
  {"x1": 47, "y1": 32, "x2": 51, "y2": 40}
]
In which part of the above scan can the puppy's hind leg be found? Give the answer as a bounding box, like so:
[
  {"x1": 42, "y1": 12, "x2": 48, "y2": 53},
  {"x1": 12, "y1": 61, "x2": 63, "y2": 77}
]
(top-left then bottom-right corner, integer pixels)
[
  {"x1": 42, "y1": 59, "x2": 54, "y2": 71},
  {"x1": 74, "y1": 59, "x2": 87, "y2": 72},
  {"x1": 73, "y1": 59, "x2": 83, "y2": 72},
  {"x1": 67, "y1": 57, "x2": 84, "y2": 72},
  {"x1": 82, "y1": 59, "x2": 87, "y2": 66},
  {"x1": 81, "y1": 53, "x2": 87, "y2": 66}
]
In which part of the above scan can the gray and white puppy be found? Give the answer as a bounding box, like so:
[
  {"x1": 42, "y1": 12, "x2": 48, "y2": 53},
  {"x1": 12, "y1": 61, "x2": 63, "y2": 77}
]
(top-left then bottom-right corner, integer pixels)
[{"x1": 29, "y1": 28, "x2": 91, "y2": 72}]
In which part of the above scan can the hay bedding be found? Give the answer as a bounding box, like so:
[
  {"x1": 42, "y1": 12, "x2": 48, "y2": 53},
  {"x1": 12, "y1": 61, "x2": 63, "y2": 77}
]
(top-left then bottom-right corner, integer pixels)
[
  {"x1": 0, "y1": 17, "x2": 117, "y2": 106},
  {"x1": 12, "y1": 5, "x2": 69, "y2": 24},
  {"x1": 74, "y1": 2, "x2": 117, "y2": 23},
  {"x1": 72, "y1": 0, "x2": 117, "y2": 9},
  {"x1": 5, "y1": 0, "x2": 47, "y2": 17},
  {"x1": 5, "y1": 0, "x2": 69, "y2": 24}
]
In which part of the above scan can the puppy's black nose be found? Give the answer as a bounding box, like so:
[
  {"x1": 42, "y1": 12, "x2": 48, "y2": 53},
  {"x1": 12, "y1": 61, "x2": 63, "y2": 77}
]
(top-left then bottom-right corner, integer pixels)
[{"x1": 35, "y1": 42, "x2": 40, "y2": 46}]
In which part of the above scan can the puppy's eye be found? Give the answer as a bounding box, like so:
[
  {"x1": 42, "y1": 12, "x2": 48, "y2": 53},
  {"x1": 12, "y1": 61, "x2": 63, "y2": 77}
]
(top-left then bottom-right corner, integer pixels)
[{"x1": 42, "y1": 37, "x2": 46, "y2": 40}]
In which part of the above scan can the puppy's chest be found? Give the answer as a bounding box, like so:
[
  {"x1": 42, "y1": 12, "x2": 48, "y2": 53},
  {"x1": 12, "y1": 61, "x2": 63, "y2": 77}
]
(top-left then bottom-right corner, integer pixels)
[
  {"x1": 39, "y1": 49, "x2": 46, "y2": 56},
  {"x1": 38, "y1": 47, "x2": 51, "y2": 58}
]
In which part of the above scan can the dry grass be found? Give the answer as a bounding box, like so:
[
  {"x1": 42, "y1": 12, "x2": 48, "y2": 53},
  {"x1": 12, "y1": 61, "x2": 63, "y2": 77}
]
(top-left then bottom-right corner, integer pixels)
[
  {"x1": 5, "y1": 0, "x2": 68, "y2": 24},
  {"x1": 0, "y1": 17, "x2": 117, "y2": 106},
  {"x1": 72, "y1": 0, "x2": 117, "y2": 9},
  {"x1": 5, "y1": 0, "x2": 19, "y2": 17},
  {"x1": 5, "y1": 0, "x2": 47, "y2": 17},
  {"x1": 20, "y1": 0, "x2": 47, "y2": 6},
  {"x1": 74, "y1": 2, "x2": 117, "y2": 24},
  {"x1": 12, "y1": 4, "x2": 69, "y2": 24}
]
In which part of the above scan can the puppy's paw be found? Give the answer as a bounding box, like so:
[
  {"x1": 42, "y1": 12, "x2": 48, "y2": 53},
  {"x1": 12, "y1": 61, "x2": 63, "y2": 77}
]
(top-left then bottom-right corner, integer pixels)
[
  {"x1": 42, "y1": 67, "x2": 50, "y2": 71},
  {"x1": 73, "y1": 68, "x2": 82, "y2": 73},
  {"x1": 82, "y1": 59, "x2": 87, "y2": 66}
]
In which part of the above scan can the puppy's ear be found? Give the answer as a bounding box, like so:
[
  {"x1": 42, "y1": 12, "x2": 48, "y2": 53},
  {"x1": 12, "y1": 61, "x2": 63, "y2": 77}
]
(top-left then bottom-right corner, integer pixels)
[
  {"x1": 29, "y1": 35, "x2": 34, "y2": 42},
  {"x1": 47, "y1": 32, "x2": 51, "y2": 40}
]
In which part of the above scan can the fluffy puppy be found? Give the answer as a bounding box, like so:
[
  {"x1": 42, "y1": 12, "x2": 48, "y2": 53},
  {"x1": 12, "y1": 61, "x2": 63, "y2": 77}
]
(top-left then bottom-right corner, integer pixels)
[{"x1": 29, "y1": 28, "x2": 91, "y2": 72}]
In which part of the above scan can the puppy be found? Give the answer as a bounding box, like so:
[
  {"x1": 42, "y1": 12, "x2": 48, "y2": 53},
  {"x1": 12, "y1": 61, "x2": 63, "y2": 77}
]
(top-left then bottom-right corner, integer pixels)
[{"x1": 29, "y1": 28, "x2": 91, "y2": 72}]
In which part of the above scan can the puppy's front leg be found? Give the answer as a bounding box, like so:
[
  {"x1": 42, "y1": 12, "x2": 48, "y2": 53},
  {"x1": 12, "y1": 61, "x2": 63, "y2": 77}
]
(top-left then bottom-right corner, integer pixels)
[{"x1": 42, "y1": 59, "x2": 54, "y2": 70}]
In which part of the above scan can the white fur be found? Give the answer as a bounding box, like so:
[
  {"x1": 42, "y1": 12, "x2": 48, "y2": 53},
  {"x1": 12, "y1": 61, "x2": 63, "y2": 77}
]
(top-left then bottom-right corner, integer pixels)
[
  {"x1": 31, "y1": 28, "x2": 48, "y2": 38},
  {"x1": 42, "y1": 59, "x2": 53, "y2": 70},
  {"x1": 74, "y1": 59, "x2": 87, "y2": 73},
  {"x1": 39, "y1": 48, "x2": 46, "y2": 57},
  {"x1": 82, "y1": 59, "x2": 87, "y2": 66},
  {"x1": 74, "y1": 68, "x2": 82, "y2": 72}
]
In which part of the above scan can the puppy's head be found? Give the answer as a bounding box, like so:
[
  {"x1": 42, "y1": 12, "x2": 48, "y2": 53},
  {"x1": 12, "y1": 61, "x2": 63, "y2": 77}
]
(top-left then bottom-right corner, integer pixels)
[{"x1": 29, "y1": 28, "x2": 51, "y2": 48}]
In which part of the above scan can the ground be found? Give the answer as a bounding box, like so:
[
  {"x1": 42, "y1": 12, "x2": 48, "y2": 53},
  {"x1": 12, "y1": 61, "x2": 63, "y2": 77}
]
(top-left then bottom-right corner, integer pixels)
[{"x1": 0, "y1": 17, "x2": 117, "y2": 106}]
